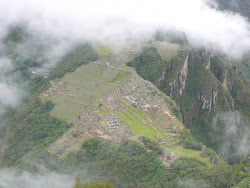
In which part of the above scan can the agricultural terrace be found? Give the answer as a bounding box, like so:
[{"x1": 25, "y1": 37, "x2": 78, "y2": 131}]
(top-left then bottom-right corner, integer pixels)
[
  {"x1": 43, "y1": 62, "x2": 132, "y2": 123},
  {"x1": 114, "y1": 97, "x2": 182, "y2": 147}
]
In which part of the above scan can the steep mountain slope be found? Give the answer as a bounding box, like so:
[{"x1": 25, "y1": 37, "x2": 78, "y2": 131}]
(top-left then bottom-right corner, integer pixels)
[
  {"x1": 128, "y1": 36, "x2": 250, "y2": 164},
  {"x1": 42, "y1": 45, "x2": 185, "y2": 159},
  {"x1": 0, "y1": 27, "x2": 249, "y2": 187}
]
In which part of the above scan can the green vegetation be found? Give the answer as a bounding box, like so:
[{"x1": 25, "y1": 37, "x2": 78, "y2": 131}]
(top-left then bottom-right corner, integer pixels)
[
  {"x1": 169, "y1": 146, "x2": 212, "y2": 167},
  {"x1": 64, "y1": 138, "x2": 172, "y2": 187},
  {"x1": 210, "y1": 55, "x2": 250, "y2": 117},
  {"x1": 94, "y1": 46, "x2": 112, "y2": 55},
  {"x1": 49, "y1": 98, "x2": 87, "y2": 123},
  {"x1": 49, "y1": 44, "x2": 99, "y2": 79},
  {"x1": 235, "y1": 57, "x2": 250, "y2": 79},
  {"x1": 159, "y1": 50, "x2": 188, "y2": 95},
  {"x1": 64, "y1": 139, "x2": 206, "y2": 187},
  {"x1": 3, "y1": 25, "x2": 28, "y2": 44},
  {"x1": 96, "y1": 102, "x2": 110, "y2": 115},
  {"x1": 117, "y1": 107, "x2": 162, "y2": 141},
  {"x1": 129, "y1": 46, "x2": 250, "y2": 165},
  {"x1": 116, "y1": 98, "x2": 176, "y2": 143},
  {"x1": 73, "y1": 177, "x2": 114, "y2": 188},
  {"x1": 141, "y1": 137, "x2": 163, "y2": 155},
  {"x1": 200, "y1": 148, "x2": 225, "y2": 165},
  {"x1": 1, "y1": 27, "x2": 249, "y2": 188},
  {"x1": 44, "y1": 63, "x2": 132, "y2": 122},
  {"x1": 1, "y1": 44, "x2": 98, "y2": 167},
  {"x1": 127, "y1": 47, "x2": 165, "y2": 82},
  {"x1": 164, "y1": 95, "x2": 183, "y2": 122},
  {"x1": 1, "y1": 99, "x2": 72, "y2": 167},
  {"x1": 58, "y1": 138, "x2": 249, "y2": 188},
  {"x1": 154, "y1": 41, "x2": 180, "y2": 61},
  {"x1": 179, "y1": 128, "x2": 202, "y2": 150}
]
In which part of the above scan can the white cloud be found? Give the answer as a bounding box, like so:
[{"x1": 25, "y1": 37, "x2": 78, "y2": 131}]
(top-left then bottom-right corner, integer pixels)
[
  {"x1": 0, "y1": 0, "x2": 250, "y2": 57},
  {"x1": 0, "y1": 58, "x2": 12, "y2": 72},
  {"x1": 0, "y1": 83, "x2": 24, "y2": 115},
  {"x1": 0, "y1": 168, "x2": 75, "y2": 188}
]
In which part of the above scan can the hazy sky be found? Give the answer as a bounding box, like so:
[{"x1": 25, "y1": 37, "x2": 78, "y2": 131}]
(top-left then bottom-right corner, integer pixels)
[
  {"x1": 0, "y1": 168, "x2": 75, "y2": 188},
  {"x1": 0, "y1": 0, "x2": 250, "y2": 57}
]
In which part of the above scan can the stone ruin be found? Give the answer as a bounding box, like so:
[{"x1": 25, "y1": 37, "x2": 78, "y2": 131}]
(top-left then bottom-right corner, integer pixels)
[
  {"x1": 105, "y1": 115, "x2": 123, "y2": 129},
  {"x1": 58, "y1": 79, "x2": 64, "y2": 84},
  {"x1": 160, "y1": 152, "x2": 176, "y2": 170}
]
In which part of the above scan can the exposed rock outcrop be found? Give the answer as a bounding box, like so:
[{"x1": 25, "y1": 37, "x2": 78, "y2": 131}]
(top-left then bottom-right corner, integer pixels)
[
  {"x1": 199, "y1": 49, "x2": 211, "y2": 70},
  {"x1": 169, "y1": 55, "x2": 189, "y2": 98},
  {"x1": 199, "y1": 89, "x2": 218, "y2": 112}
]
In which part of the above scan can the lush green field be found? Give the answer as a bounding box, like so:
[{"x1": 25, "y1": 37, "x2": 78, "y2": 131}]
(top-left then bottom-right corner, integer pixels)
[
  {"x1": 116, "y1": 98, "x2": 182, "y2": 146},
  {"x1": 169, "y1": 146, "x2": 212, "y2": 167},
  {"x1": 117, "y1": 109, "x2": 161, "y2": 141}
]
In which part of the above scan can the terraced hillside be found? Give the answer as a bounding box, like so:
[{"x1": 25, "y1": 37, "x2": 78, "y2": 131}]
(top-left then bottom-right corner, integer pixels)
[
  {"x1": 41, "y1": 45, "x2": 213, "y2": 167},
  {"x1": 42, "y1": 62, "x2": 132, "y2": 123}
]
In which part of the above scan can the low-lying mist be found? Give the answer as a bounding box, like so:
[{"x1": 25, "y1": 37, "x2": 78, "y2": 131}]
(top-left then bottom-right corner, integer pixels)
[
  {"x1": 212, "y1": 111, "x2": 250, "y2": 163},
  {"x1": 0, "y1": 168, "x2": 75, "y2": 188}
]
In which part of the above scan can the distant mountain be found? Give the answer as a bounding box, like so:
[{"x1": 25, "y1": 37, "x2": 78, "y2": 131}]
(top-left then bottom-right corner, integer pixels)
[
  {"x1": 216, "y1": 0, "x2": 250, "y2": 20},
  {"x1": 215, "y1": 0, "x2": 250, "y2": 79}
]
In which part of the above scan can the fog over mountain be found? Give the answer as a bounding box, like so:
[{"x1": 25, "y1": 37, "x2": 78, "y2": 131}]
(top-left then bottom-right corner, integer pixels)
[
  {"x1": 0, "y1": 168, "x2": 75, "y2": 188},
  {"x1": 0, "y1": 0, "x2": 250, "y2": 58}
]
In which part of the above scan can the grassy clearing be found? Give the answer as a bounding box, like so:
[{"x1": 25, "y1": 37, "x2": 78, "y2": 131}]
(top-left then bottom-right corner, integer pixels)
[
  {"x1": 169, "y1": 146, "x2": 213, "y2": 167},
  {"x1": 117, "y1": 99, "x2": 167, "y2": 141},
  {"x1": 117, "y1": 110, "x2": 157, "y2": 141},
  {"x1": 118, "y1": 98, "x2": 182, "y2": 145},
  {"x1": 154, "y1": 41, "x2": 179, "y2": 61},
  {"x1": 50, "y1": 101, "x2": 87, "y2": 123},
  {"x1": 121, "y1": 97, "x2": 132, "y2": 105},
  {"x1": 101, "y1": 120, "x2": 109, "y2": 128},
  {"x1": 95, "y1": 46, "x2": 112, "y2": 55},
  {"x1": 51, "y1": 94, "x2": 95, "y2": 104},
  {"x1": 96, "y1": 102, "x2": 110, "y2": 115}
]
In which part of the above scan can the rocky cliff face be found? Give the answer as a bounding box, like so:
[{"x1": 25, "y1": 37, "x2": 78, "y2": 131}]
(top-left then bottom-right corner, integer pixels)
[
  {"x1": 129, "y1": 46, "x2": 249, "y2": 162},
  {"x1": 210, "y1": 56, "x2": 250, "y2": 117},
  {"x1": 199, "y1": 89, "x2": 218, "y2": 111},
  {"x1": 200, "y1": 49, "x2": 211, "y2": 70},
  {"x1": 169, "y1": 55, "x2": 189, "y2": 98}
]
